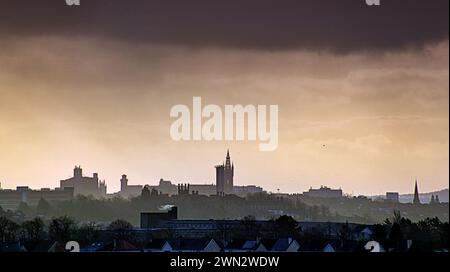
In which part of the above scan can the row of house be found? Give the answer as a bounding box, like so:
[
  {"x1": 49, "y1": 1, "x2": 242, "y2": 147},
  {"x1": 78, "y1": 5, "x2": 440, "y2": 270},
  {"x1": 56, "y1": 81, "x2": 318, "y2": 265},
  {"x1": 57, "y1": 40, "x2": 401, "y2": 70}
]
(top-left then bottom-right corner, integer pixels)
[
  {"x1": 143, "y1": 238, "x2": 301, "y2": 252},
  {"x1": 0, "y1": 238, "x2": 356, "y2": 252},
  {"x1": 140, "y1": 207, "x2": 374, "y2": 241}
]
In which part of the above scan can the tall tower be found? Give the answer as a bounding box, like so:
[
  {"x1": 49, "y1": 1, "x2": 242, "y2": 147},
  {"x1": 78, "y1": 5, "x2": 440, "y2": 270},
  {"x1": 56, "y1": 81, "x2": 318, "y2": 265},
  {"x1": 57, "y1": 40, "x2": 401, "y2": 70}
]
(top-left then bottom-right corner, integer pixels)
[
  {"x1": 215, "y1": 164, "x2": 225, "y2": 195},
  {"x1": 413, "y1": 179, "x2": 421, "y2": 205},
  {"x1": 120, "y1": 175, "x2": 128, "y2": 192},
  {"x1": 99, "y1": 180, "x2": 107, "y2": 197},
  {"x1": 73, "y1": 166, "x2": 83, "y2": 179},
  {"x1": 224, "y1": 149, "x2": 234, "y2": 194},
  {"x1": 216, "y1": 149, "x2": 234, "y2": 195}
]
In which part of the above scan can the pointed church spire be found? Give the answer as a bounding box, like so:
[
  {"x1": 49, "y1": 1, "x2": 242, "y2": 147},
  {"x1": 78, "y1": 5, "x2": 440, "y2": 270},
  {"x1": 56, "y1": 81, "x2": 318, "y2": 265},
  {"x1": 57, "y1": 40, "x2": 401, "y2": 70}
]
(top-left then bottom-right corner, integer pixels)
[
  {"x1": 413, "y1": 179, "x2": 421, "y2": 205},
  {"x1": 225, "y1": 149, "x2": 231, "y2": 169}
]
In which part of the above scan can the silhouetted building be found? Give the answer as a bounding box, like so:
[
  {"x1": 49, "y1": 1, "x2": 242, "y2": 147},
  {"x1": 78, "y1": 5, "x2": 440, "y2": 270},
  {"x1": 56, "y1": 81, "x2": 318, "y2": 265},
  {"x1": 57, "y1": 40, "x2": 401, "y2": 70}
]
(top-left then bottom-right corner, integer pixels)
[
  {"x1": 430, "y1": 194, "x2": 440, "y2": 204},
  {"x1": 177, "y1": 184, "x2": 190, "y2": 195},
  {"x1": 139, "y1": 179, "x2": 260, "y2": 197},
  {"x1": 139, "y1": 208, "x2": 371, "y2": 242},
  {"x1": 233, "y1": 185, "x2": 264, "y2": 196},
  {"x1": 189, "y1": 184, "x2": 216, "y2": 196},
  {"x1": 303, "y1": 186, "x2": 343, "y2": 198},
  {"x1": 156, "y1": 179, "x2": 178, "y2": 195},
  {"x1": 140, "y1": 206, "x2": 178, "y2": 228},
  {"x1": 0, "y1": 186, "x2": 74, "y2": 210},
  {"x1": 142, "y1": 180, "x2": 219, "y2": 196},
  {"x1": 386, "y1": 192, "x2": 399, "y2": 203},
  {"x1": 110, "y1": 149, "x2": 262, "y2": 197},
  {"x1": 119, "y1": 174, "x2": 143, "y2": 198},
  {"x1": 60, "y1": 166, "x2": 107, "y2": 198},
  {"x1": 413, "y1": 180, "x2": 421, "y2": 205},
  {"x1": 150, "y1": 180, "x2": 260, "y2": 197},
  {"x1": 216, "y1": 150, "x2": 234, "y2": 195}
]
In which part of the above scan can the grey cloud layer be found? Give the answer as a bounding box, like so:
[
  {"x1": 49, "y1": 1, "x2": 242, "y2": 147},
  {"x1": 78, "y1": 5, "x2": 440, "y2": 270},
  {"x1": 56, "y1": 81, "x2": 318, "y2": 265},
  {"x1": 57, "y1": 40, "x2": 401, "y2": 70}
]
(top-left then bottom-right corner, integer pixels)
[
  {"x1": 0, "y1": 0, "x2": 448, "y2": 52},
  {"x1": 0, "y1": 37, "x2": 448, "y2": 193}
]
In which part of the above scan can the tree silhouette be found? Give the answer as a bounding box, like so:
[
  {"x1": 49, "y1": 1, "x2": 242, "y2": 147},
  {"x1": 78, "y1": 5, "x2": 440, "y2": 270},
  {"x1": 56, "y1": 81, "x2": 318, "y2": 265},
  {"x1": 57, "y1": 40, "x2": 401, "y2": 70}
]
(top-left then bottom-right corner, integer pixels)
[
  {"x1": 76, "y1": 222, "x2": 100, "y2": 246},
  {"x1": 392, "y1": 210, "x2": 402, "y2": 225},
  {"x1": 238, "y1": 215, "x2": 259, "y2": 238},
  {"x1": 48, "y1": 216, "x2": 76, "y2": 242},
  {"x1": 21, "y1": 217, "x2": 46, "y2": 242},
  {"x1": 108, "y1": 219, "x2": 133, "y2": 240},
  {"x1": 388, "y1": 223, "x2": 403, "y2": 251},
  {"x1": 0, "y1": 216, "x2": 20, "y2": 243},
  {"x1": 274, "y1": 215, "x2": 298, "y2": 237},
  {"x1": 372, "y1": 224, "x2": 386, "y2": 242}
]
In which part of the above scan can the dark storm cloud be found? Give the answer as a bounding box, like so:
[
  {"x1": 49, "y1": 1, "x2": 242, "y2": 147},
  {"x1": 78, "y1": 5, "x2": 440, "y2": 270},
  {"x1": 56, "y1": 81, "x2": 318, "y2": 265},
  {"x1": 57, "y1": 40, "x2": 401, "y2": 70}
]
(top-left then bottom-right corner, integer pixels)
[{"x1": 0, "y1": 0, "x2": 448, "y2": 52}]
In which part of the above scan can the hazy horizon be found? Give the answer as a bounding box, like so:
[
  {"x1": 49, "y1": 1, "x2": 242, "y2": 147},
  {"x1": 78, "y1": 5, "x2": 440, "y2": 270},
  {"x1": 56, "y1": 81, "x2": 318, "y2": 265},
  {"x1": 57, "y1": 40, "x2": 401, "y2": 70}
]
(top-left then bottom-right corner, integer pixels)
[{"x1": 0, "y1": 0, "x2": 448, "y2": 196}]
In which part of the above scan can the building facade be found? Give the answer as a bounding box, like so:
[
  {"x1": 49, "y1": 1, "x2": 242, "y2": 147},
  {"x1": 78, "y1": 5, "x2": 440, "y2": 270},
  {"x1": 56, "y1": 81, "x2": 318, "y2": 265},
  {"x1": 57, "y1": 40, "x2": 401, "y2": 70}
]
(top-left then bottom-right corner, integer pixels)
[
  {"x1": 0, "y1": 186, "x2": 74, "y2": 210},
  {"x1": 141, "y1": 206, "x2": 178, "y2": 228},
  {"x1": 386, "y1": 192, "x2": 399, "y2": 203},
  {"x1": 233, "y1": 185, "x2": 264, "y2": 196},
  {"x1": 60, "y1": 166, "x2": 107, "y2": 198},
  {"x1": 216, "y1": 150, "x2": 234, "y2": 195},
  {"x1": 119, "y1": 174, "x2": 143, "y2": 199},
  {"x1": 303, "y1": 186, "x2": 343, "y2": 198}
]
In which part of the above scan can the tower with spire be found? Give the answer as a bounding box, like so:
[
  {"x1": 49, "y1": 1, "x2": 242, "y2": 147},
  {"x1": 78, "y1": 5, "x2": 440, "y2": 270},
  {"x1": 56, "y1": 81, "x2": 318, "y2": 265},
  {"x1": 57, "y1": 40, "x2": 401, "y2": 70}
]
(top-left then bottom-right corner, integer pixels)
[
  {"x1": 215, "y1": 149, "x2": 234, "y2": 196},
  {"x1": 413, "y1": 179, "x2": 421, "y2": 205}
]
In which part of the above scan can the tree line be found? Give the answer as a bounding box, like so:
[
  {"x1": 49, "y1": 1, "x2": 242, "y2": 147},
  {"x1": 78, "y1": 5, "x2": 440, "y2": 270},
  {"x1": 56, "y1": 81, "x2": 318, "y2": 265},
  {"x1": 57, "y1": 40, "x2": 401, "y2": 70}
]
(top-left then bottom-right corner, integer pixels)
[{"x1": 1, "y1": 205, "x2": 448, "y2": 252}]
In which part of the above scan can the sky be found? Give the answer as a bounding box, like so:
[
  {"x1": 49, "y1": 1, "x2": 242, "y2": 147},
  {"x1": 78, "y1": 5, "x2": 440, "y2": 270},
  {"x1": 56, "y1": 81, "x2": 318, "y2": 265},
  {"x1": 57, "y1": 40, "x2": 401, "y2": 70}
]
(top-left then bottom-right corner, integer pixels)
[{"x1": 0, "y1": 0, "x2": 448, "y2": 195}]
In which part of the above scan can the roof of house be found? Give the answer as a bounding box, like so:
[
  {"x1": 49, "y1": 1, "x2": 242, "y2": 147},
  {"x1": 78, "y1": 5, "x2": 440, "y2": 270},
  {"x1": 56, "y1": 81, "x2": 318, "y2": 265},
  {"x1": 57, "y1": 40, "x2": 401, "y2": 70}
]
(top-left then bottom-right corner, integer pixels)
[
  {"x1": 24, "y1": 240, "x2": 57, "y2": 252},
  {"x1": 322, "y1": 243, "x2": 336, "y2": 252},
  {"x1": 271, "y1": 238, "x2": 297, "y2": 251},
  {"x1": 168, "y1": 238, "x2": 213, "y2": 251},
  {"x1": 224, "y1": 239, "x2": 247, "y2": 250},
  {"x1": 0, "y1": 242, "x2": 27, "y2": 252},
  {"x1": 113, "y1": 239, "x2": 140, "y2": 251},
  {"x1": 95, "y1": 239, "x2": 140, "y2": 252},
  {"x1": 352, "y1": 225, "x2": 373, "y2": 233},
  {"x1": 81, "y1": 242, "x2": 109, "y2": 252},
  {"x1": 242, "y1": 240, "x2": 258, "y2": 250},
  {"x1": 144, "y1": 239, "x2": 167, "y2": 251},
  {"x1": 317, "y1": 239, "x2": 366, "y2": 252},
  {"x1": 257, "y1": 238, "x2": 278, "y2": 250}
]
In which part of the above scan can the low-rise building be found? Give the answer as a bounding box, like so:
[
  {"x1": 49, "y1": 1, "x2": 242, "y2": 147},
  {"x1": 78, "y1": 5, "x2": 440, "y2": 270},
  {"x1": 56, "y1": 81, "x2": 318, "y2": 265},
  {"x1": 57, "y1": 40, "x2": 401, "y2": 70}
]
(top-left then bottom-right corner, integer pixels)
[
  {"x1": 119, "y1": 175, "x2": 143, "y2": 199},
  {"x1": 60, "y1": 166, "x2": 106, "y2": 198},
  {"x1": 303, "y1": 186, "x2": 343, "y2": 198},
  {"x1": 0, "y1": 186, "x2": 74, "y2": 210},
  {"x1": 386, "y1": 192, "x2": 399, "y2": 203}
]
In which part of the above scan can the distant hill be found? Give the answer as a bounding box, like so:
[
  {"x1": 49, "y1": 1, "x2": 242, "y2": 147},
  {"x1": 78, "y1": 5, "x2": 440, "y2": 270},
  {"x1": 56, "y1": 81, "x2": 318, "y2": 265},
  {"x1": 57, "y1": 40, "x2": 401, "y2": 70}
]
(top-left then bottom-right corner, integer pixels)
[
  {"x1": 371, "y1": 189, "x2": 449, "y2": 204},
  {"x1": 399, "y1": 189, "x2": 449, "y2": 204}
]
